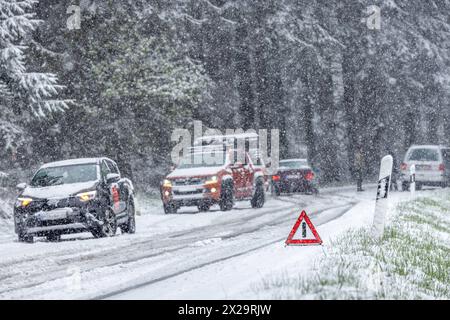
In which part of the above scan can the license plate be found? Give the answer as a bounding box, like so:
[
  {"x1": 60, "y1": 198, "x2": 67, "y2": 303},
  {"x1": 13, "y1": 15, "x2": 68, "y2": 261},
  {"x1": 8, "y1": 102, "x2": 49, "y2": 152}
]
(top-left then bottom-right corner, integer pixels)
[
  {"x1": 176, "y1": 186, "x2": 197, "y2": 193},
  {"x1": 417, "y1": 165, "x2": 432, "y2": 171},
  {"x1": 286, "y1": 175, "x2": 299, "y2": 179},
  {"x1": 37, "y1": 209, "x2": 68, "y2": 221}
]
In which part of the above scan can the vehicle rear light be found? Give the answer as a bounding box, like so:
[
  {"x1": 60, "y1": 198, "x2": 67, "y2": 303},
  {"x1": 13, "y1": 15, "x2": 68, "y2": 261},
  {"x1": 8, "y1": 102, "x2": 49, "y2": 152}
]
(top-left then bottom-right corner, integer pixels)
[
  {"x1": 400, "y1": 163, "x2": 408, "y2": 171},
  {"x1": 272, "y1": 175, "x2": 280, "y2": 181},
  {"x1": 305, "y1": 171, "x2": 314, "y2": 181},
  {"x1": 439, "y1": 163, "x2": 445, "y2": 172}
]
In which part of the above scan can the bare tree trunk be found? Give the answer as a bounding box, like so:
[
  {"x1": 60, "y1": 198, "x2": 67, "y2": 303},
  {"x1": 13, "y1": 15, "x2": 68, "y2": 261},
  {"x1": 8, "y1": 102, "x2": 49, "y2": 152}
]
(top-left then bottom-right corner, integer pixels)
[{"x1": 342, "y1": 49, "x2": 358, "y2": 186}]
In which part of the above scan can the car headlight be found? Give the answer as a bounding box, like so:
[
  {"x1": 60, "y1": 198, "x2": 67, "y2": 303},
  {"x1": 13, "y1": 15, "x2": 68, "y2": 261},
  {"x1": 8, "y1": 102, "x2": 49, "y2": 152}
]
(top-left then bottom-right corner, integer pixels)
[
  {"x1": 205, "y1": 175, "x2": 218, "y2": 184},
  {"x1": 76, "y1": 191, "x2": 97, "y2": 202},
  {"x1": 163, "y1": 179, "x2": 172, "y2": 188},
  {"x1": 16, "y1": 197, "x2": 33, "y2": 207}
]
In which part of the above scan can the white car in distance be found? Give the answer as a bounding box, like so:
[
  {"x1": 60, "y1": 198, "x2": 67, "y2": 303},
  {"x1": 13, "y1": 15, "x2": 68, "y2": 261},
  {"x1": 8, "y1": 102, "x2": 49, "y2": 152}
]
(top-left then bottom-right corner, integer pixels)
[{"x1": 400, "y1": 145, "x2": 450, "y2": 191}]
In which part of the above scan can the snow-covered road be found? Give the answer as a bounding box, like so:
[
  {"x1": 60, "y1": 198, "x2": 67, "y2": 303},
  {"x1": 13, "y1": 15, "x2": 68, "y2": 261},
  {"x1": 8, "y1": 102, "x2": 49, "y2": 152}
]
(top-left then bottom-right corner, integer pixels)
[{"x1": 0, "y1": 185, "x2": 401, "y2": 300}]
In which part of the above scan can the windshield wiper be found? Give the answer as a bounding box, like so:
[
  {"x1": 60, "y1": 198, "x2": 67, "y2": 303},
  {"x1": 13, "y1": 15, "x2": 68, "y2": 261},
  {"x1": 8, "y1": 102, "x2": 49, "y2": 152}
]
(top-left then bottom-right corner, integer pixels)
[{"x1": 35, "y1": 175, "x2": 64, "y2": 187}]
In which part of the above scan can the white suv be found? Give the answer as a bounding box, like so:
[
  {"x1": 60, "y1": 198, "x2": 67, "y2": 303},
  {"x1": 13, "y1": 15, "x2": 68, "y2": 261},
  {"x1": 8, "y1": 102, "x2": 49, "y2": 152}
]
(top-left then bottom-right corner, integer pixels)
[{"x1": 400, "y1": 145, "x2": 450, "y2": 190}]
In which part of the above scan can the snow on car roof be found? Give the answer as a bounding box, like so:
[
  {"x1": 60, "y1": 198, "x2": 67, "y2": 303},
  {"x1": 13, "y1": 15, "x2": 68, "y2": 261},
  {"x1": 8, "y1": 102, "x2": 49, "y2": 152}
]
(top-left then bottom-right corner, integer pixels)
[{"x1": 40, "y1": 158, "x2": 102, "y2": 168}]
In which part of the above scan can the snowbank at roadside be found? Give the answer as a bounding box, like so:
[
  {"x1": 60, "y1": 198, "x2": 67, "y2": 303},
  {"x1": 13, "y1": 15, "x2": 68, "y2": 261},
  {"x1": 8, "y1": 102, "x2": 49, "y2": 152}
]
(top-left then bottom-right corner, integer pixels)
[
  {"x1": 0, "y1": 187, "x2": 14, "y2": 243},
  {"x1": 0, "y1": 187, "x2": 13, "y2": 218},
  {"x1": 134, "y1": 189, "x2": 164, "y2": 216},
  {"x1": 254, "y1": 189, "x2": 450, "y2": 299}
]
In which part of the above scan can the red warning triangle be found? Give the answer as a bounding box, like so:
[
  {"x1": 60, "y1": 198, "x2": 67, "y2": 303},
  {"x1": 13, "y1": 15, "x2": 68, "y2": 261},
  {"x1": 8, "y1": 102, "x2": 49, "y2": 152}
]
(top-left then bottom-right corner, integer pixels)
[{"x1": 285, "y1": 210, "x2": 322, "y2": 246}]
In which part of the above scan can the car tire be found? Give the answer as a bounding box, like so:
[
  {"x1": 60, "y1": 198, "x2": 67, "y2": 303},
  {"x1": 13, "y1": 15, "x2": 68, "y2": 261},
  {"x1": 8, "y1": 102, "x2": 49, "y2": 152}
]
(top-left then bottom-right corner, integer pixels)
[
  {"x1": 164, "y1": 202, "x2": 178, "y2": 214},
  {"x1": 18, "y1": 231, "x2": 33, "y2": 243},
  {"x1": 92, "y1": 208, "x2": 117, "y2": 238},
  {"x1": 46, "y1": 233, "x2": 61, "y2": 242},
  {"x1": 197, "y1": 203, "x2": 211, "y2": 212},
  {"x1": 401, "y1": 181, "x2": 409, "y2": 192},
  {"x1": 220, "y1": 182, "x2": 234, "y2": 211},
  {"x1": 273, "y1": 185, "x2": 281, "y2": 196},
  {"x1": 251, "y1": 180, "x2": 265, "y2": 209},
  {"x1": 121, "y1": 200, "x2": 136, "y2": 234}
]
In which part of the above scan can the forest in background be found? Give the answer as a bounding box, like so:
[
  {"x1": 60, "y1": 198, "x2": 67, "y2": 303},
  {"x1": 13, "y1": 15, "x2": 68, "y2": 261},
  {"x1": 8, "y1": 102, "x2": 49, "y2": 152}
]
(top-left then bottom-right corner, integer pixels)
[{"x1": 1, "y1": 0, "x2": 449, "y2": 190}]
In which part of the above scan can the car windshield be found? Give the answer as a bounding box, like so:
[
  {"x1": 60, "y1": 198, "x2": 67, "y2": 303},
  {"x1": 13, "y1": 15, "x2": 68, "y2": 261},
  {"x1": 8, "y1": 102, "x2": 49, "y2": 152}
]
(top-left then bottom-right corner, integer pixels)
[
  {"x1": 30, "y1": 164, "x2": 98, "y2": 187},
  {"x1": 407, "y1": 149, "x2": 439, "y2": 162},
  {"x1": 279, "y1": 160, "x2": 309, "y2": 169},
  {"x1": 178, "y1": 152, "x2": 227, "y2": 169}
]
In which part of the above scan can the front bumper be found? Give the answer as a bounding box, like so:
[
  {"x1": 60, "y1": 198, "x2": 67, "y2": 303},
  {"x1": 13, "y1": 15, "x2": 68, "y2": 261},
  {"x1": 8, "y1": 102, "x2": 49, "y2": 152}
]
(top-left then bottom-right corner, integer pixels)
[
  {"x1": 162, "y1": 183, "x2": 221, "y2": 207},
  {"x1": 14, "y1": 206, "x2": 102, "y2": 236}
]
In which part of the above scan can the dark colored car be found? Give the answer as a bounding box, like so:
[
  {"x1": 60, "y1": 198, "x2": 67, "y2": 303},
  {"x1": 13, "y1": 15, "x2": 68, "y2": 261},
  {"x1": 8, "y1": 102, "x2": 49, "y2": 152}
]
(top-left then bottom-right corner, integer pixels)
[
  {"x1": 271, "y1": 159, "x2": 319, "y2": 195},
  {"x1": 14, "y1": 158, "x2": 136, "y2": 243}
]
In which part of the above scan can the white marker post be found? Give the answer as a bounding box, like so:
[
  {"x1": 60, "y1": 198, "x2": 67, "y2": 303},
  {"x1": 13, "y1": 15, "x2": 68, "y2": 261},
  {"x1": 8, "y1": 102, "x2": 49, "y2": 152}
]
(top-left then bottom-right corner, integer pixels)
[
  {"x1": 372, "y1": 155, "x2": 393, "y2": 240},
  {"x1": 410, "y1": 164, "x2": 416, "y2": 199}
]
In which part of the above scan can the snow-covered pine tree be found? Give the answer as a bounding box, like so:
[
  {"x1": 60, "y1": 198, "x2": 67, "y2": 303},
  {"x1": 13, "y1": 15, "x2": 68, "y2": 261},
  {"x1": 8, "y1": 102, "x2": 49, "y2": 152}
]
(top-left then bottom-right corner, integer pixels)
[{"x1": 0, "y1": 0, "x2": 67, "y2": 157}]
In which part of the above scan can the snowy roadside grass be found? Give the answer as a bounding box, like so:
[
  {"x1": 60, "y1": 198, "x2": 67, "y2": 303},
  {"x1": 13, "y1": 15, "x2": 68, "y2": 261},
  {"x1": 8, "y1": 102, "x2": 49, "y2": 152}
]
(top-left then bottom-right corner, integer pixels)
[
  {"x1": 135, "y1": 188, "x2": 163, "y2": 215},
  {"x1": 0, "y1": 187, "x2": 13, "y2": 219},
  {"x1": 0, "y1": 188, "x2": 14, "y2": 240},
  {"x1": 253, "y1": 191, "x2": 450, "y2": 299}
]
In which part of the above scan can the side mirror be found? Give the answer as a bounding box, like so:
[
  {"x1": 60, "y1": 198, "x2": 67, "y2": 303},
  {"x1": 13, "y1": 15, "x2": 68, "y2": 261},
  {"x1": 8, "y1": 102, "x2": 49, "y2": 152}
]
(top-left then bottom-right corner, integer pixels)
[
  {"x1": 106, "y1": 173, "x2": 120, "y2": 184},
  {"x1": 170, "y1": 165, "x2": 176, "y2": 171},
  {"x1": 16, "y1": 183, "x2": 27, "y2": 191}
]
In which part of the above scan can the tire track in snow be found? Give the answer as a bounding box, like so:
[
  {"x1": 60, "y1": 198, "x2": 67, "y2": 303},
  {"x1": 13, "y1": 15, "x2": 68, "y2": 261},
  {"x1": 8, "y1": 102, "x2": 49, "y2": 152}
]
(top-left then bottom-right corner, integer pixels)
[
  {"x1": 94, "y1": 203, "x2": 356, "y2": 300},
  {"x1": 0, "y1": 199, "x2": 303, "y2": 295},
  {"x1": 0, "y1": 191, "x2": 357, "y2": 299}
]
